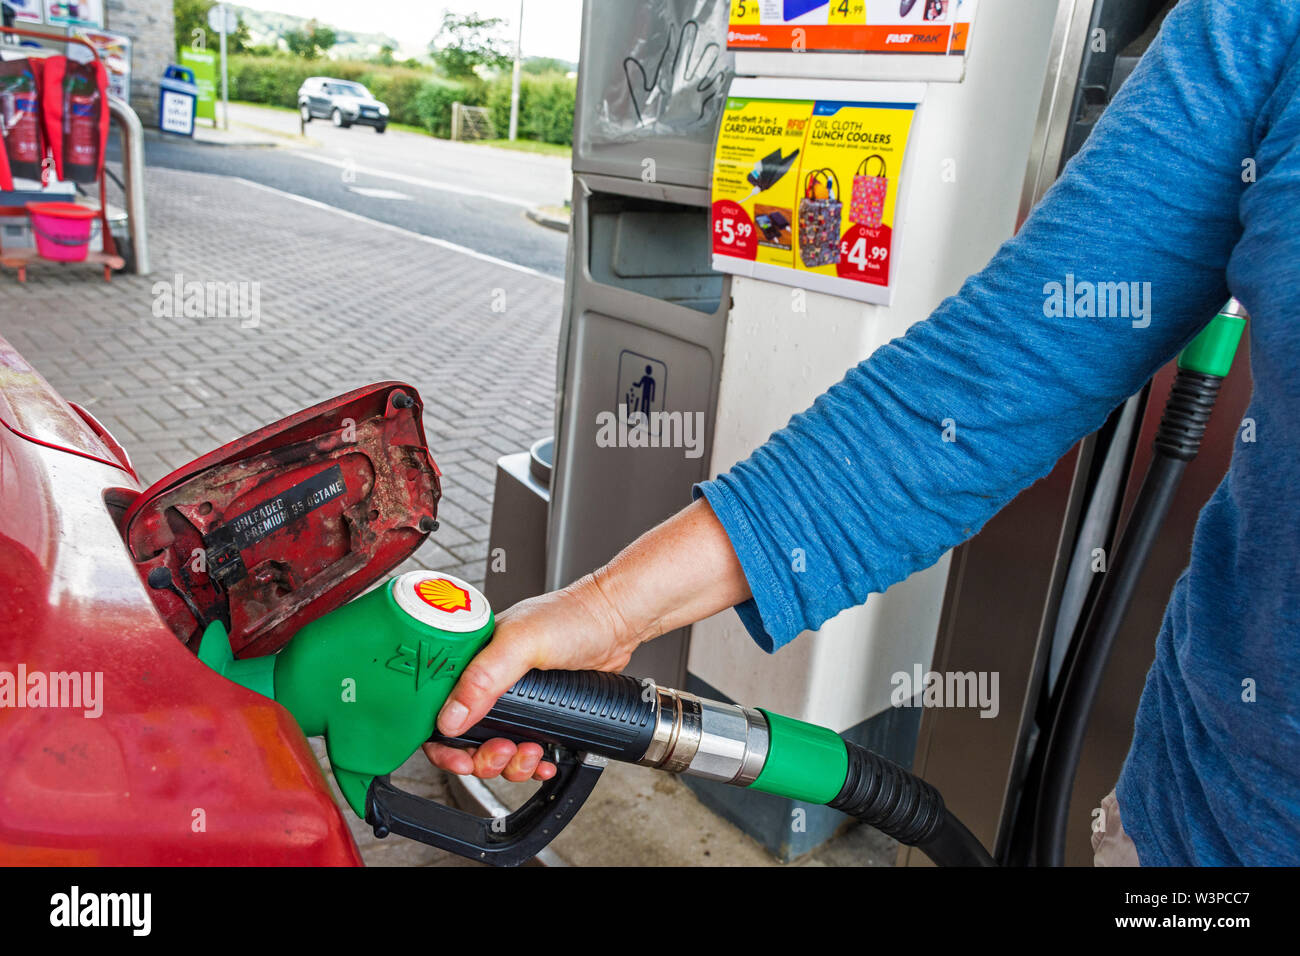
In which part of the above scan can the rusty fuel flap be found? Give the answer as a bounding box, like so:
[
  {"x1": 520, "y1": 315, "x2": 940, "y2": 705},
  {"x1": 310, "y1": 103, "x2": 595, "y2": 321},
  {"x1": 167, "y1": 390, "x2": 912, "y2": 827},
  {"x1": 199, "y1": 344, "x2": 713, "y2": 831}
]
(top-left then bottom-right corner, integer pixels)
[{"x1": 122, "y1": 382, "x2": 441, "y2": 657}]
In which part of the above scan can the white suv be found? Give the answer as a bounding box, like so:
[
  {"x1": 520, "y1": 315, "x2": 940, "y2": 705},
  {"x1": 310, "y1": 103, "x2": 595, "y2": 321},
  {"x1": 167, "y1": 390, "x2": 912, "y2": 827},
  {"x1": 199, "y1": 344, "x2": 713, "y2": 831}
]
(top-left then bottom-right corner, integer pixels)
[{"x1": 297, "y1": 77, "x2": 390, "y2": 132}]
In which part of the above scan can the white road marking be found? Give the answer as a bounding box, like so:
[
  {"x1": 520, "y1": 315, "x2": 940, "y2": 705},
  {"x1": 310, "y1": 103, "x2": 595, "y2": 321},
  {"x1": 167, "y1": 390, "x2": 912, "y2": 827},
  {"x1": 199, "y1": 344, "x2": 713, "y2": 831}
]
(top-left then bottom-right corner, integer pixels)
[
  {"x1": 233, "y1": 177, "x2": 563, "y2": 284},
  {"x1": 293, "y1": 151, "x2": 538, "y2": 208},
  {"x1": 346, "y1": 186, "x2": 412, "y2": 200}
]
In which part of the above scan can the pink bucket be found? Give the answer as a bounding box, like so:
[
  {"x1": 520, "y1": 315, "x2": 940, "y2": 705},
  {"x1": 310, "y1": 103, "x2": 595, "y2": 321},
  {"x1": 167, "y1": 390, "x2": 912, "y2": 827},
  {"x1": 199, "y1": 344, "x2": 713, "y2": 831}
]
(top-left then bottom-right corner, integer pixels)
[{"x1": 27, "y1": 202, "x2": 98, "y2": 262}]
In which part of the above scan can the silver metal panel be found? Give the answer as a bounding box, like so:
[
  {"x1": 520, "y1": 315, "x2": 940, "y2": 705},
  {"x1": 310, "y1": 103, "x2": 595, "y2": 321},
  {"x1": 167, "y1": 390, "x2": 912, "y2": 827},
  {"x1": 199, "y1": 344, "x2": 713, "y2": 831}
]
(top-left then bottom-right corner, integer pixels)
[
  {"x1": 545, "y1": 177, "x2": 731, "y2": 687},
  {"x1": 483, "y1": 452, "x2": 550, "y2": 613},
  {"x1": 1017, "y1": 0, "x2": 1097, "y2": 227},
  {"x1": 573, "y1": 0, "x2": 734, "y2": 190}
]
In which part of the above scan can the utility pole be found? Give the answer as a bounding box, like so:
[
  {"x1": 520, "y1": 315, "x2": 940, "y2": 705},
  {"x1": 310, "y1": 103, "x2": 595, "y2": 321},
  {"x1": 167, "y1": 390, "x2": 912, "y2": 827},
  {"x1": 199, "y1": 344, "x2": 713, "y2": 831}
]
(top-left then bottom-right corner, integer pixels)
[
  {"x1": 219, "y1": 14, "x2": 229, "y2": 132},
  {"x1": 508, "y1": 0, "x2": 523, "y2": 141},
  {"x1": 207, "y1": 3, "x2": 232, "y2": 130}
]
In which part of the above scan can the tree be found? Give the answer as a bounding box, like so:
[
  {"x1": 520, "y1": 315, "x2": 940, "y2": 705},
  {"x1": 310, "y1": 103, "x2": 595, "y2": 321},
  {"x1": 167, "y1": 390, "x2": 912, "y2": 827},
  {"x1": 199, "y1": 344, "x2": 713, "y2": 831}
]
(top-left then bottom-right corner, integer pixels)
[
  {"x1": 284, "y1": 20, "x2": 337, "y2": 60},
  {"x1": 428, "y1": 13, "x2": 511, "y2": 79},
  {"x1": 173, "y1": 0, "x2": 251, "y2": 55},
  {"x1": 374, "y1": 43, "x2": 397, "y2": 66}
]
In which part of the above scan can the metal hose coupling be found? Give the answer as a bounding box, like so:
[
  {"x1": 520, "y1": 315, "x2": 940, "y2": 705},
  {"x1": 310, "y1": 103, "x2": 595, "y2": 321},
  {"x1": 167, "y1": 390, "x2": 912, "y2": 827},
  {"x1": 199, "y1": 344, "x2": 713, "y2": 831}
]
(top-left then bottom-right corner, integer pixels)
[{"x1": 636, "y1": 682, "x2": 771, "y2": 787}]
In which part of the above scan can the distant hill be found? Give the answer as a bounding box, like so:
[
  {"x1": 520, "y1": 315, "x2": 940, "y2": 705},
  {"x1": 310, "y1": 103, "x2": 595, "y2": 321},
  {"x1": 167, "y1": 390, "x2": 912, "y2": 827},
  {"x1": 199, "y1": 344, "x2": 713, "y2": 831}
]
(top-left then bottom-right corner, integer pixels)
[
  {"x1": 230, "y1": 5, "x2": 416, "y2": 62},
  {"x1": 228, "y1": 6, "x2": 578, "y2": 73}
]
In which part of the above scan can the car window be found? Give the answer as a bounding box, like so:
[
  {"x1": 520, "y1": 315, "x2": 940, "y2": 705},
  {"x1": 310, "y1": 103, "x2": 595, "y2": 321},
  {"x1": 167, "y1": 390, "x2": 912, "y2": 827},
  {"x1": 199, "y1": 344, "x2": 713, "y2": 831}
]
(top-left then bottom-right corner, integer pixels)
[{"x1": 326, "y1": 82, "x2": 369, "y2": 97}]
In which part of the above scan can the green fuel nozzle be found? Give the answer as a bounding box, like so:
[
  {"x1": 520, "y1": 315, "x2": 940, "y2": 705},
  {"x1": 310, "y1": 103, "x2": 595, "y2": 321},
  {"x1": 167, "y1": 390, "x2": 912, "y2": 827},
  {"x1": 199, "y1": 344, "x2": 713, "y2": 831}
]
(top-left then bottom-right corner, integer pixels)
[
  {"x1": 1178, "y1": 298, "x2": 1248, "y2": 378},
  {"x1": 198, "y1": 572, "x2": 494, "y2": 817},
  {"x1": 198, "y1": 568, "x2": 991, "y2": 866}
]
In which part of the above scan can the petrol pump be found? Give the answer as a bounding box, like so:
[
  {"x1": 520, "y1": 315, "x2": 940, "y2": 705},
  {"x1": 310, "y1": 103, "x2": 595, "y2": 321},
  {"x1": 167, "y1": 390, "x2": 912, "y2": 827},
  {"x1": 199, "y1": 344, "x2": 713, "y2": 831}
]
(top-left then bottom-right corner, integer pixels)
[
  {"x1": 486, "y1": 0, "x2": 1252, "y2": 864},
  {"x1": 498, "y1": 0, "x2": 1067, "y2": 859},
  {"x1": 0, "y1": 0, "x2": 1253, "y2": 870}
]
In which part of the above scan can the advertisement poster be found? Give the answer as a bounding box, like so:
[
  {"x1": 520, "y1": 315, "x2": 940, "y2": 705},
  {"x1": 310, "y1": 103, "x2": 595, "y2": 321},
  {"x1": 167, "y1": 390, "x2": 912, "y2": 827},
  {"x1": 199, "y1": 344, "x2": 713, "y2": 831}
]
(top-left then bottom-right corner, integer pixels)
[
  {"x1": 43, "y1": 0, "x2": 103, "y2": 29},
  {"x1": 711, "y1": 78, "x2": 922, "y2": 304},
  {"x1": 179, "y1": 46, "x2": 217, "y2": 123},
  {"x1": 74, "y1": 30, "x2": 131, "y2": 102},
  {"x1": 7, "y1": 0, "x2": 44, "y2": 23},
  {"x1": 728, "y1": 0, "x2": 977, "y2": 55}
]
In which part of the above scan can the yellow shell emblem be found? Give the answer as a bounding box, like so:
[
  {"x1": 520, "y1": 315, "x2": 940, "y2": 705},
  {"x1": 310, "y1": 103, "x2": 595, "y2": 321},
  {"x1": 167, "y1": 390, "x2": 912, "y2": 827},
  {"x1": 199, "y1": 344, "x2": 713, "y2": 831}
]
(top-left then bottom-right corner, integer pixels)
[{"x1": 414, "y1": 578, "x2": 472, "y2": 613}]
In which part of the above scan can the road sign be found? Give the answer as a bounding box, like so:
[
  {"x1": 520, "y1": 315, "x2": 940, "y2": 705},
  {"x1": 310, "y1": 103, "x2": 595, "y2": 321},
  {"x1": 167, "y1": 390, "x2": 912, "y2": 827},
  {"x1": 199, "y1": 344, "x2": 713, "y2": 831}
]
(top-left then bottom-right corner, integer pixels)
[
  {"x1": 206, "y1": 4, "x2": 238, "y2": 34},
  {"x1": 204, "y1": 5, "x2": 235, "y2": 131}
]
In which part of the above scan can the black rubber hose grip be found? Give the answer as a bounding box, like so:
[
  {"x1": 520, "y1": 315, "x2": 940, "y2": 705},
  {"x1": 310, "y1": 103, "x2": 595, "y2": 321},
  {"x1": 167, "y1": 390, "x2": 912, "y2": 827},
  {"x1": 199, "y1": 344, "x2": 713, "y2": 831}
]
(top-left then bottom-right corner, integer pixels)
[
  {"x1": 829, "y1": 740, "x2": 994, "y2": 866},
  {"x1": 454, "y1": 669, "x2": 658, "y2": 763},
  {"x1": 1154, "y1": 369, "x2": 1221, "y2": 460},
  {"x1": 828, "y1": 740, "x2": 947, "y2": 845}
]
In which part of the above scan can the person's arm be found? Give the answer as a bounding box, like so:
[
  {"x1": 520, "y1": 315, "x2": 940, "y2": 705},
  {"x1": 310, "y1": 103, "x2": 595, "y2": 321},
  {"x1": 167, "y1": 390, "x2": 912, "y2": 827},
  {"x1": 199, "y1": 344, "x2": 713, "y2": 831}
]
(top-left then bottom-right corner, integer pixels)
[
  {"x1": 428, "y1": 0, "x2": 1300, "y2": 780},
  {"x1": 697, "y1": 0, "x2": 1297, "y2": 652}
]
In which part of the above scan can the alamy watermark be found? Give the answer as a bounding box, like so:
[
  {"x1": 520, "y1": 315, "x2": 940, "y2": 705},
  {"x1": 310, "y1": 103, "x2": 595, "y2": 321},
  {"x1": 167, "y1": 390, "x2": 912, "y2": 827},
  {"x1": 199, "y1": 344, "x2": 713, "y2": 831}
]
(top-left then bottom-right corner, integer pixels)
[
  {"x1": 891, "y1": 665, "x2": 999, "y2": 719},
  {"x1": 151, "y1": 272, "x2": 261, "y2": 328},
  {"x1": 1043, "y1": 273, "x2": 1151, "y2": 328},
  {"x1": 595, "y1": 404, "x2": 705, "y2": 459},
  {"x1": 0, "y1": 665, "x2": 103, "y2": 718},
  {"x1": 50, "y1": 886, "x2": 150, "y2": 936}
]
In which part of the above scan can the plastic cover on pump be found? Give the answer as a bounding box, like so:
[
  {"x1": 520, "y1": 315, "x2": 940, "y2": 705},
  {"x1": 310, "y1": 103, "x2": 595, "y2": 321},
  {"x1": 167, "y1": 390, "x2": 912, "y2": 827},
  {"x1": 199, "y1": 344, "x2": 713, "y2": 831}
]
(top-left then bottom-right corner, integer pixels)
[{"x1": 583, "y1": 0, "x2": 734, "y2": 148}]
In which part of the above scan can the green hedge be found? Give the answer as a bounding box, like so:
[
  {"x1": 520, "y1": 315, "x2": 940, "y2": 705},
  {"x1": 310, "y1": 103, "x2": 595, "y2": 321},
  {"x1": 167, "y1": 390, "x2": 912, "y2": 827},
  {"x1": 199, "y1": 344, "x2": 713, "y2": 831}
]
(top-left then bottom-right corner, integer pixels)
[
  {"x1": 228, "y1": 55, "x2": 368, "y2": 109},
  {"x1": 227, "y1": 54, "x2": 573, "y2": 144},
  {"x1": 414, "y1": 78, "x2": 478, "y2": 137},
  {"x1": 360, "y1": 71, "x2": 438, "y2": 127},
  {"x1": 487, "y1": 73, "x2": 575, "y2": 146}
]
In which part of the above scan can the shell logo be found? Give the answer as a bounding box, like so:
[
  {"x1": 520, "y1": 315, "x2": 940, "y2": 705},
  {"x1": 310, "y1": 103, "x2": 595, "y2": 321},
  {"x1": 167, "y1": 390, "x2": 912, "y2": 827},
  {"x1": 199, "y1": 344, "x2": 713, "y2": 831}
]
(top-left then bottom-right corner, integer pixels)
[{"x1": 413, "y1": 577, "x2": 472, "y2": 614}]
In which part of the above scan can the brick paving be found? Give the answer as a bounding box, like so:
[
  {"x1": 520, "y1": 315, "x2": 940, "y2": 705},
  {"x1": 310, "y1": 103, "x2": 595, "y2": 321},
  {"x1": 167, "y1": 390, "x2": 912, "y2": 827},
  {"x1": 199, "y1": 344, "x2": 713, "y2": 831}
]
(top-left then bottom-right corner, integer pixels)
[
  {"x1": 0, "y1": 165, "x2": 563, "y2": 589},
  {"x1": 0, "y1": 165, "x2": 563, "y2": 866}
]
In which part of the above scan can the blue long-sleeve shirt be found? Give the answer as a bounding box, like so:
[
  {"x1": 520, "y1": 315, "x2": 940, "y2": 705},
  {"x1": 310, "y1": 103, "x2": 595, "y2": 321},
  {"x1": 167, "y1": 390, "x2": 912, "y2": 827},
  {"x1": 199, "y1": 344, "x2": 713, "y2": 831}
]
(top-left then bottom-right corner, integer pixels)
[{"x1": 696, "y1": 0, "x2": 1300, "y2": 866}]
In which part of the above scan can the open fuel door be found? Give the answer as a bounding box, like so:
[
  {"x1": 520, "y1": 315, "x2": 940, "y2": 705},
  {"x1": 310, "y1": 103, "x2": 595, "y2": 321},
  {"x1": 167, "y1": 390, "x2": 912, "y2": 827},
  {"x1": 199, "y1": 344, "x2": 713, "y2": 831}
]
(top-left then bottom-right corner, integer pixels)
[{"x1": 122, "y1": 382, "x2": 441, "y2": 658}]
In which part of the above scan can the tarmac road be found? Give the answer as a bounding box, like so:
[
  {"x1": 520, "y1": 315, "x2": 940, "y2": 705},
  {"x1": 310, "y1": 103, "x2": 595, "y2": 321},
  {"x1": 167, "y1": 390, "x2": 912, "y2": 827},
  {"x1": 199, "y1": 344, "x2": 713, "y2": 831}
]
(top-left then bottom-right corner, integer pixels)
[{"x1": 117, "y1": 102, "x2": 572, "y2": 278}]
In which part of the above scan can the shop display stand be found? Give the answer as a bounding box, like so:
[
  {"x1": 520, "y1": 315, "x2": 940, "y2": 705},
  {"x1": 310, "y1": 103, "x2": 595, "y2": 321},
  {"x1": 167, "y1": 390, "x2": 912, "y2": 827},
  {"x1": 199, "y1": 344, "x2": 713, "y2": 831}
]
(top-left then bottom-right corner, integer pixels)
[{"x1": 0, "y1": 25, "x2": 124, "y2": 282}]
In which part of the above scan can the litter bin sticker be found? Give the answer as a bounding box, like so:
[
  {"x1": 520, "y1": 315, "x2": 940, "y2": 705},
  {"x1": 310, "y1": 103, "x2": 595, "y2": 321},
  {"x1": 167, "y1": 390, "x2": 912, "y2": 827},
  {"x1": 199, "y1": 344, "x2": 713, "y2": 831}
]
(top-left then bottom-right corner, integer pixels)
[
  {"x1": 617, "y1": 351, "x2": 667, "y2": 420},
  {"x1": 711, "y1": 77, "x2": 921, "y2": 304},
  {"x1": 159, "y1": 86, "x2": 196, "y2": 136}
]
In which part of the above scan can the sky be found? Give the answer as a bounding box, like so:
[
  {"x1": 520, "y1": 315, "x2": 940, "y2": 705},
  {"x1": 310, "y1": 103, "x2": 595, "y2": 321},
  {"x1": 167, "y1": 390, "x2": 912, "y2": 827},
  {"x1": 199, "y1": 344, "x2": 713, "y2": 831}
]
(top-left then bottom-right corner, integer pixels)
[{"x1": 237, "y1": 0, "x2": 584, "y2": 62}]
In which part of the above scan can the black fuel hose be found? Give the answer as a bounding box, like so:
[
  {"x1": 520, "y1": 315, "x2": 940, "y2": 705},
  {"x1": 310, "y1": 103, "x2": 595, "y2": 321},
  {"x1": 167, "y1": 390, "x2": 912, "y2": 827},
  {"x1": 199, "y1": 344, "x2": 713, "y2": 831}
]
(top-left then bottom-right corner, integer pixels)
[
  {"x1": 447, "y1": 669, "x2": 995, "y2": 866},
  {"x1": 831, "y1": 740, "x2": 995, "y2": 866},
  {"x1": 1032, "y1": 367, "x2": 1224, "y2": 866}
]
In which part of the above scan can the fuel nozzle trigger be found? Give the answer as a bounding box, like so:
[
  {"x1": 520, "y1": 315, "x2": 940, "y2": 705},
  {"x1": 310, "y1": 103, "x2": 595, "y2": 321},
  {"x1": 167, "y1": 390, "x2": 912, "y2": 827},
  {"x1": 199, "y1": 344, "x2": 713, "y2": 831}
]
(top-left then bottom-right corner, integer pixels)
[{"x1": 365, "y1": 750, "x2": 606, "y2": 866}]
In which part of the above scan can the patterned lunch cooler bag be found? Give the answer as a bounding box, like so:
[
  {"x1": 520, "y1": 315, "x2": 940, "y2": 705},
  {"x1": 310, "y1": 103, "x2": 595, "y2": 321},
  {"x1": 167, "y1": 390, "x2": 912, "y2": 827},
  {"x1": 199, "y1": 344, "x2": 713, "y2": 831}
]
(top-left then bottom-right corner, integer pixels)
[
  {"x1": 850, "y1": 155, "x2": 888, "y2": 228},
  {"x1": 798, "y1": 168, "x2": 842, "y2": 268}
]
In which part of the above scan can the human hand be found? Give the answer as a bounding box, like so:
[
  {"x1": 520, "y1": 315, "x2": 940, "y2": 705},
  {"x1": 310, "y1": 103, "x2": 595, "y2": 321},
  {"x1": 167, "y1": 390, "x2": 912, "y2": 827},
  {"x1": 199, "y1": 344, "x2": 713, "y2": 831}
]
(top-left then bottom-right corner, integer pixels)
[
  {"x1": 422, "y1": 572, "x2": 642, "y2": 781},
  {"x1": 423, "y1": 499, "x2": 751, "y2": 782}
]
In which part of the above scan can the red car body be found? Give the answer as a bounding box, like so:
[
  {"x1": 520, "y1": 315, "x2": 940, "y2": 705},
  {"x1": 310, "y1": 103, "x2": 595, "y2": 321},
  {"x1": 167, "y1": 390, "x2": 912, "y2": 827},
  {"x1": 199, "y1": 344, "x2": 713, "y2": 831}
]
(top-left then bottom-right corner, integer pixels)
[{"x1": 0, "y1": 334, "x2": 439, "y2": 865}]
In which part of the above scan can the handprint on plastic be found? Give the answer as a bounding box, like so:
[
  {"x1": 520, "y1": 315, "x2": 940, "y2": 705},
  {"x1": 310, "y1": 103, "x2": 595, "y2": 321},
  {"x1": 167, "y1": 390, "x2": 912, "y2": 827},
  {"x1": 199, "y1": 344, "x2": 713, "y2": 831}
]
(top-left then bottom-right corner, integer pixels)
[{"x1": 623, "y1": 18, "x2": 729, "y2": 127}]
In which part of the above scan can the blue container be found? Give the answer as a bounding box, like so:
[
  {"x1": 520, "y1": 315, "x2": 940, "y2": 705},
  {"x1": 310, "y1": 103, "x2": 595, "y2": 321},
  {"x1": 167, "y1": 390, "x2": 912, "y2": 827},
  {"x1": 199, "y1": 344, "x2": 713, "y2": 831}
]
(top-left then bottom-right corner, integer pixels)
[{"x1": 158, "y1": 65, "x2": 199, "y2": 137}]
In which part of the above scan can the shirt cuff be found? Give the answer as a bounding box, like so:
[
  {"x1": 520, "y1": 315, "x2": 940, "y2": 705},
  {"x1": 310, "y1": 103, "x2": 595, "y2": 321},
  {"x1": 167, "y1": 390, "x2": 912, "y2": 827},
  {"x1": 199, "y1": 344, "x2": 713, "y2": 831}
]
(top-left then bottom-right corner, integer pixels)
[{"x1": 693, "y1": 476, "x2": 801, "y2": 653}]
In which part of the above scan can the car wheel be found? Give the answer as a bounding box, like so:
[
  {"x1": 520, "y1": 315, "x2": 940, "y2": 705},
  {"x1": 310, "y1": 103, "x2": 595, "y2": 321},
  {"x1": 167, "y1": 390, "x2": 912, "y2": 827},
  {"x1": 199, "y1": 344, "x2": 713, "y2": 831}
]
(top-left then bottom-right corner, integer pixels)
[
  {"x1": 375, "y1": 124, "x2": 386, "y2": 134},
  {"x1": 331, "y1": 108, "x2": 349, "y2": 128}
]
